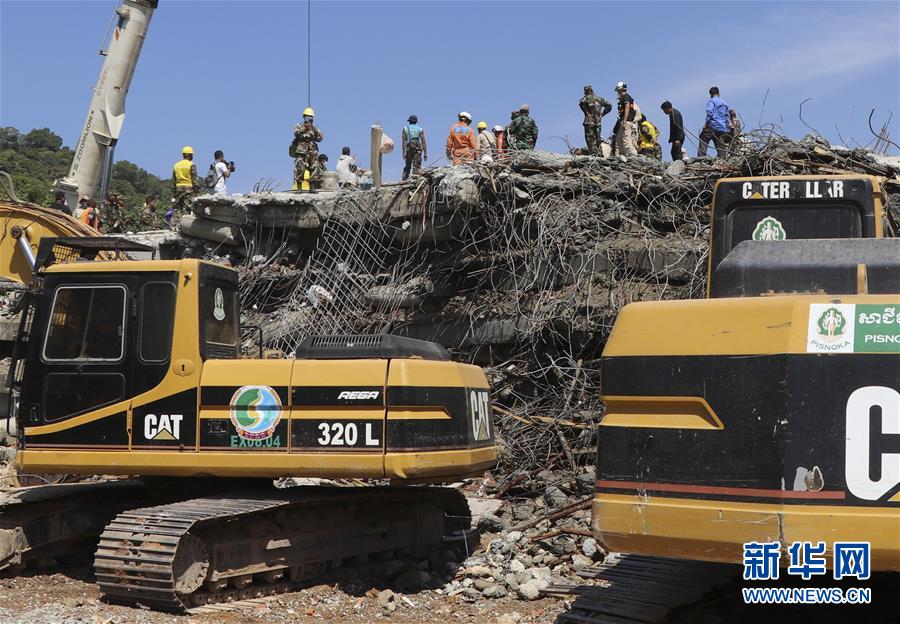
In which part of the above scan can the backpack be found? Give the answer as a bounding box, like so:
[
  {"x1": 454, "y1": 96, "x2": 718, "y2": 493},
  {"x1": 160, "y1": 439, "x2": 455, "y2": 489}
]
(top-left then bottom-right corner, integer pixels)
[
  {"x1": 203, "y1": 164, "x2": 217, "y2": 190},
  {"x1": 289, "y1": 136, "x2": 302, "y2": 158}
]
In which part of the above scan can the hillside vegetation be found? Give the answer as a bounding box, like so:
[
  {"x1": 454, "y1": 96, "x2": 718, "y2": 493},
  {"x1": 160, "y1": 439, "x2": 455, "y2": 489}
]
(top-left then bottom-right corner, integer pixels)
[{"x1": 0, "y1": 126, "x2": 171, "y2": 230}]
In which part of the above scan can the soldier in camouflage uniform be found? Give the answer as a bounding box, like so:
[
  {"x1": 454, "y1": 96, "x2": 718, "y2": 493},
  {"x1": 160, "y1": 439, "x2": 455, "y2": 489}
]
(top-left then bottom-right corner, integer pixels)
[
  {"x1": 291, "y1": 107, "x2": 324, "y2": 191},
  {"x1": 508, "y1": 104, "x2": 538, "y2": 150},
  {"x1": 506, "y1": 110, "x2": 520, "y2": 150},
  {"x1": 579, "y1": 85, "x2": 612, "y2": 156}
]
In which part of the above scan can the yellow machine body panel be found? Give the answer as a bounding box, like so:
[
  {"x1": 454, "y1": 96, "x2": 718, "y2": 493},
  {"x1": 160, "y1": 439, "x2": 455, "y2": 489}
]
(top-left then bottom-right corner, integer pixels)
[
  {"x1": 593, "y1": 175, "x2": 900, "y2": 572},
  {"x1": 0, "y1": 200, "x2": 112, "y2": 284},
  {"x1": 14, "y1": 258, "x2": 497, "y2": 481}
]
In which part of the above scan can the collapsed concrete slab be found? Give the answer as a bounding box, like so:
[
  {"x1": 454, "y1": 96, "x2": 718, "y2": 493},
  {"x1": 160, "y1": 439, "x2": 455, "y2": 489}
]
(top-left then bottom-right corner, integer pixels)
[{"x1": 169, "y1": 137, "x2": 900, "y2": 475}]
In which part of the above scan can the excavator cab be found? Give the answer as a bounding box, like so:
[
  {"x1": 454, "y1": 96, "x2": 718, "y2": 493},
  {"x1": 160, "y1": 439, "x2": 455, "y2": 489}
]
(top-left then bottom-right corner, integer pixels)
[
  {"x1": 2, "y1": 239, "x2": 495, "y2": 610},
  {"x1": 594, "y1": 175, "x2": 900, "y2": 572},
  {"x1": 11, "y1": 239, "x2": 497, "y2": 482}
]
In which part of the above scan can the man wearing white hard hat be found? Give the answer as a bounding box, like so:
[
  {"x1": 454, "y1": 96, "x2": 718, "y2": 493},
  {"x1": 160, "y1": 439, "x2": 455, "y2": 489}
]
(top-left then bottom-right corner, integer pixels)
[{"x1": 446, "y1": 111, "x2": 477, "y2": 164}]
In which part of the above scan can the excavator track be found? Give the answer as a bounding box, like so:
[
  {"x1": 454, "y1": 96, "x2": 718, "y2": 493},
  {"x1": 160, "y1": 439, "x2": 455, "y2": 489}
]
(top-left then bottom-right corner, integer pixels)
[
  {"x1": 95, "y1": 485, "x2": 473, "y2": 613},
  {"x1": 548, "y1": 553, "x2": 738, "y2": 623},
  {"x1": 0, "y1": 480, "x2": 149, "y2": 572}
]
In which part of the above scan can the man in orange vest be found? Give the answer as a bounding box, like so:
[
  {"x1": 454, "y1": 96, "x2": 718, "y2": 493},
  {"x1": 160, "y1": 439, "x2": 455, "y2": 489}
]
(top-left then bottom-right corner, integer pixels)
[
  {"x1": 492, "y1": 125, "x2": 507, "y2": 159},
  {"x1": 80, "y1": 200, "x2": 100, "y2": 230},
  {"x1": 445, "y1": 111, "x2": 477, "y2": 164}
]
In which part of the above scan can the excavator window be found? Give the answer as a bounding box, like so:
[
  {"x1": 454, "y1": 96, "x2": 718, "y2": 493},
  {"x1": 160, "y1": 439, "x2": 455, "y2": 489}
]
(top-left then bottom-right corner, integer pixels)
[
  {"x1": 726, "y1": 203, "x2": 862, "y2": 250},
  {"x1": 42, "y1": 285, "x2": 126, "y2": 362},
  {"x1": 199, "y1": 283, "x2": 239, "y2": 359},
  {"x1": 139, "y1": 282, "x2": 176, "y2": 363}
]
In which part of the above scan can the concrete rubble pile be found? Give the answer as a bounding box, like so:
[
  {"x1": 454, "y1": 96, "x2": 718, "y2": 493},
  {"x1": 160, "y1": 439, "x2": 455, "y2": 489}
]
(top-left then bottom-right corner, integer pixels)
[
  {"x1": 179, "y1": 132, "x2": 900, "y2": 480},
  {"x1": 168, "y1": 133, "x2": 900, "y2": 590}
]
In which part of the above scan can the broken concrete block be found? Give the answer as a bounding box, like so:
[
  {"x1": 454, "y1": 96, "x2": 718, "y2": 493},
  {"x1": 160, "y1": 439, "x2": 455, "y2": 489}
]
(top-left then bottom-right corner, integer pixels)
[{"x1": 178, "y1": 214, "x2": 242, "y2": 247}]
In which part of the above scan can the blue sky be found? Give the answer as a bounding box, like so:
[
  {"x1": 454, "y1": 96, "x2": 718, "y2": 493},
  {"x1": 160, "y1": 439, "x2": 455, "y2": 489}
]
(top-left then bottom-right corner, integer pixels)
[{"x1": 2, "y1": 0, "x2": 898, "y2": 194}]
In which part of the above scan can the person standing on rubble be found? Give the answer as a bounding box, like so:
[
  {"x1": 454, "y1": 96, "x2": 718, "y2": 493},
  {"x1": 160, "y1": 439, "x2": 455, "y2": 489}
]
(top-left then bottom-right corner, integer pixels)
[
  {"x1": 290, "y1": 107, "x2": 324, "y2": 191},
  {"x1": 698, "y1": 87, "x2": 730, "y2": 158},
  {"x1": 105, "y1": 193, "x2": 124, "y2": 233},
  {"x1": 81, "y1": 199, "x2": 100, "y2": 231},
  {"x1": 492, "y1": 125, "x2": 507, "y2": 158},
  {"x1": 660, "y1": 101, "x2": 686, "y2": 161},
  {"x1": 726, "y1": 109, "x2": 742, "y2": 153},
  {"x1": 638, "y1": 118, "x2": 662, "y2": 159},
  {"x1": 170, "y1": 146, "x2": 199, "y2": 226},
  {"x1": 614, "y1": 82, "x2": 639, "y2": 157},
  {"x1": 446, "y1": 111, "x2": 478, "y2": 164},
  {"x1": 208, "y1": 150, "x2": 233, "y2": 195},
  {"x1": 506, "y1": 110, "x2": 520, "y2": 150},
  {"x1": 508, "y1": 104, "x2": 538, "y2": 150},
  {"x1": 140, "y1": 195, "x2": 159, "y2": 229},
  {"x1": 401, "y1": 115, "x2": 428, "y2": 180},
  {"x1": 579, "y1": 85, "x2": 612, "y2": 156},
  {"x1": 476, "y1": 121, "x2": 496, "y2": 161}
]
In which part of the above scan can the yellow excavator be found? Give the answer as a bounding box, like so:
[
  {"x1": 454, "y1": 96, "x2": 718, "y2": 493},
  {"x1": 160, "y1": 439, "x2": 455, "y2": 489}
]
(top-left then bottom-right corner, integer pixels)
[
  {"x1": 1, "y1": 238, "x2": 497, "y2": 611},
  {"x1": 594, "y1": 174, "x2": 899, "y2": 573}
]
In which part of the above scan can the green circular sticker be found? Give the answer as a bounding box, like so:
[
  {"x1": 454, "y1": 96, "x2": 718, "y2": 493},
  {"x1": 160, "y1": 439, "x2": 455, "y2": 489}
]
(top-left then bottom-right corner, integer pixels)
[{"x1": 752, "y1": 216, "x2": 787, "y2": 241}]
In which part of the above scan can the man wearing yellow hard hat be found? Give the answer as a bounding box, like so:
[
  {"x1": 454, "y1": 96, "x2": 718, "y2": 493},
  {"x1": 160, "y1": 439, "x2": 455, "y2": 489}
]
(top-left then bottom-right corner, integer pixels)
[
  {"x1": 476, "y1": 121, "x2": 496, "y2": 161},
  {"x1": 169, "y1": 146, "x2": 199, "y2": 226},
  {"x1": 290, "y1": 107, "x2": 324, "y2": 192}
]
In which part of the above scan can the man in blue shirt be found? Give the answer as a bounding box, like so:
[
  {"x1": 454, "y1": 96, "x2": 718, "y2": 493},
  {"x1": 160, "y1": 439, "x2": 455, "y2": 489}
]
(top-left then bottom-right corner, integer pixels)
[
  {"x1": 402, "y1": 115, "x2": 428, "y2": 180},
  {"x1": 698, "y1": 86, "x2": 730, "y2": 158}
]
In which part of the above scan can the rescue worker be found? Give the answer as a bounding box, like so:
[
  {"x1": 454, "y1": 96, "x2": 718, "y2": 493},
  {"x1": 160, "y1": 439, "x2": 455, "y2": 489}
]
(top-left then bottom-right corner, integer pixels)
[
  {"x1": 445, "y1": 111, "x2": 477, "y2": 164},
  {"x1": 140, "y1": 195, "x2": 159, "y2": 229},
  {"x1": 579, "y1": 85, "x2": 612, "y2": 156},
  {"x1": 170, "y1": 146, "x2": 199, "y2": 226},
  {"x1": 506, "y1": 111, "x2": 520, "y2": 149},
  {"x1": 660, "y1": 101, "x2": 686, "y2": 161},
  {"x1": 698, "y1": 86, "x2": 729, "y2": 158},
  {"x1": 290, "y1": 107, "x2": 324, "y2": 191},
  {"x1": 105, "y1": 193, "x2": 124, "y2": 233},
  {"x1": 401, "y1": 115, "x2": 428, "y2": 180},
  {"x1": 336, "y1": 146, "x2": 364, "y2": 188},
  {"x1": 492, "y1": 125, "x2": 507, "y2": 158},
  {"x1": 726, "y1": 109, "x2": 742, "y2": 152},
  {"x1": 49, "y1": 191, "x2": 72, "y2": 216},
  {"x1": 476, "y1": 121, "x2": 496, "y2": 161},
  {"x1": 81, "y1": 200, "x2": 100, "y2": 230},
  {"x1": 614, "y1": 82, "x2": 639, "y2": 157},
  {"x1": 638, "y1": 118, "x2": 662, "y2": 159},
  {"x1": 74, "y1": 196, "x2": 89, "y2": 220},
  {"x1": 508, "y1": 104, "x2": 538, "y2": 150}
]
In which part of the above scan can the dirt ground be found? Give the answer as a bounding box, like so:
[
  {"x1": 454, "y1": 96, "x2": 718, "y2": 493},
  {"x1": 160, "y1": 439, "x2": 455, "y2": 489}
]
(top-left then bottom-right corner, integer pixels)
[{"x1": 0, "y1": 569, "x2": 570, "y2": 624}]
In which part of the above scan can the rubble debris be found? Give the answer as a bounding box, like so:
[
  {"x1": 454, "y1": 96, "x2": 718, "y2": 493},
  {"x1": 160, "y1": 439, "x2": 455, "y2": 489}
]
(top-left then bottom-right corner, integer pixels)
[{"x1": 173, "y1": 132, "x2": 900, "y2": 486}]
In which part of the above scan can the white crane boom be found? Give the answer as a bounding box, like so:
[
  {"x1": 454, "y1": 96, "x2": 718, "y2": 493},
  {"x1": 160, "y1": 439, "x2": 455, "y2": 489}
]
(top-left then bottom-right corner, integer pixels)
[{"x1": 53, "y1": 0, "x2": 158, "y2": 209}]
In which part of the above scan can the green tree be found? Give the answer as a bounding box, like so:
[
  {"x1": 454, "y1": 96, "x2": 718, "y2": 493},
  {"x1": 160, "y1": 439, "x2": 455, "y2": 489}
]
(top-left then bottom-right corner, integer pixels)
[{"x1": 0, "y1": 126, "x2": 171, "y2": 230}]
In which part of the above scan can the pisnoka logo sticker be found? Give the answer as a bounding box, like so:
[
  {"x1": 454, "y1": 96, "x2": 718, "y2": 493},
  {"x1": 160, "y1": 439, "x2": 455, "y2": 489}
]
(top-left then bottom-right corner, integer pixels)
[
  {"x1": 752, "y1": 216, "x2": 786, "y2": 241},
  {"x1": 230, "y1": 385, "x2": 283, "y2": 440},
  {"x1": 807, "y1": 303, "x2": 900, "y2": 353},
  {"x1": 807, "y1": 304, "x2": 854, "y2": 353}
]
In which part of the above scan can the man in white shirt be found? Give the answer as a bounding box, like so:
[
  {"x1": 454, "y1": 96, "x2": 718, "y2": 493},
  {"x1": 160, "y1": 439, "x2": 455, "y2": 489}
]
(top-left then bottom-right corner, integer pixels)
[
  {"x1": 335, "y1": 146, "x2": 363, "y2": 189},
  {"x1": 210, "y1": 150, "x2": 232, "y2": 195}
]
